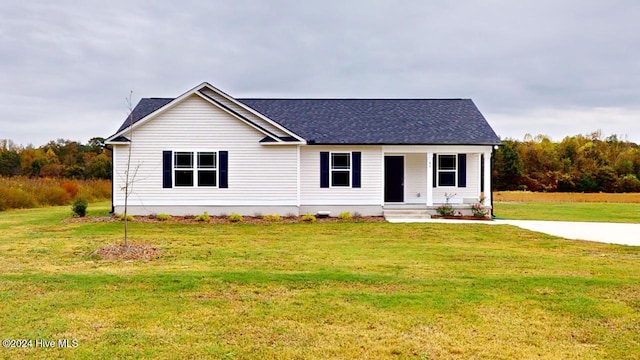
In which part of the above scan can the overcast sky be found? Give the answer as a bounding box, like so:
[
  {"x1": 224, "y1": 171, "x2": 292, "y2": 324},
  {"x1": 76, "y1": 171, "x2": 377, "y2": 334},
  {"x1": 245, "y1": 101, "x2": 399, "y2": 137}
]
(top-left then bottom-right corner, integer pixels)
[{"x1": 1, "y1": 0, "x2": 639, "y2": 146}]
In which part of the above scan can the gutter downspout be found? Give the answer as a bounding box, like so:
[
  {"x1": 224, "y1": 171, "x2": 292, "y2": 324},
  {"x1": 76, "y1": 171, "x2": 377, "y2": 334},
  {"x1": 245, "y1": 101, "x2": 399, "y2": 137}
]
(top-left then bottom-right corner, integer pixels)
[
  {"x1": 104, "y1": 144, "x2": 116, "y2": 215},
  {"x1": 104, "y1": 144, "x2": 115, "y2": 214}
]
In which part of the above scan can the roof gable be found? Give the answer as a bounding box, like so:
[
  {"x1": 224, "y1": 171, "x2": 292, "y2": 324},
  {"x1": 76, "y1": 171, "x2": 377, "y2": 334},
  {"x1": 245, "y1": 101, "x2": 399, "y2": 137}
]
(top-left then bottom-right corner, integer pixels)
[{"x1": 106, "y1": 83, "x2": 304, "y2": 144}]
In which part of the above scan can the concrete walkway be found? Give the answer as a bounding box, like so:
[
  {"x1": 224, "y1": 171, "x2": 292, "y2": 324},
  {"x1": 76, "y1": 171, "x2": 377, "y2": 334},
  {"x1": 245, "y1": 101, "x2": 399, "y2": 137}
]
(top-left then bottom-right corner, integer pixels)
[{"x1": 386, "y1": 218, "x2": 640, "y2": 246}]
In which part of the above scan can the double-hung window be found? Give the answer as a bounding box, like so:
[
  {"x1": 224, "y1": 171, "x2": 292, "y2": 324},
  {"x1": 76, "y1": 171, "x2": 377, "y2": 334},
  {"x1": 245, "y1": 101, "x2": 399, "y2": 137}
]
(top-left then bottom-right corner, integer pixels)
[
  {"x1": 437, "y1": 154, "x2": 456, "y2": 187},
  {"x1": 174, "y1": 151, "x2": 217, "y2": 187},
  {"x1": 320, "y1": 151, "x2": 361, "y2": 188},
  {"x1": 331, "y1": 152, "x2": 351, "y2": 187}
]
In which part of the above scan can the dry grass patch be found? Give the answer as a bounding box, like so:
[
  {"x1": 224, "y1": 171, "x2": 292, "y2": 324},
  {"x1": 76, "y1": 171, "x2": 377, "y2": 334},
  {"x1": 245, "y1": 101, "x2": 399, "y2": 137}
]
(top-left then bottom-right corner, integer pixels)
[{"x1": 495, "y1": 191, "x2": 640, "y2": 203}]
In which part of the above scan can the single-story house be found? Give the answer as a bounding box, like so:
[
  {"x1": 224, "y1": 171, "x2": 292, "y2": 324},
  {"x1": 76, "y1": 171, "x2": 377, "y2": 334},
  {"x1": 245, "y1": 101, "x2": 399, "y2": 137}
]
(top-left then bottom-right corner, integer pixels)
[{"x1": 105, "y1": 82, "x2": 501, "y2": 218}]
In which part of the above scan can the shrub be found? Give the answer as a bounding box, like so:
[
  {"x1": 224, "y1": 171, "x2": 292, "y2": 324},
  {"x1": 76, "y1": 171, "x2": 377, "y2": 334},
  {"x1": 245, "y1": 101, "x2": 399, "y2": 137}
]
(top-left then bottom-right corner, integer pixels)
[
  {"x1": 616, "y1": 174, "x2": 640, "y2": 193},
  {"x1": 470, "y1": 203, "x2": 488, "y2": 218},
  {"x1": 195, "y1": 212, "x2": 210, "y2": 222},
  {"x1": 156, "y1": 213, "x2": 172, "y2": 221},
  {"x1": 39, "y1": 185, "x2": 71, "y2": 206},
  {"x1": 0, "y1": 186, "x2": 37, "y2": 209},
  {"x1": 118, "y1": 213, "x2": 134, "y2": 222},
  {"x1": 78, "y1": 179, "x2": 112, "y2": 202},
  {"x1": 301, "y1": 213, "x2": 316, "y2": 222},
  {"x1": 435, "y1": 203, "x2": 454, "y2": 217},
  {"x1": 436, "y1": 192, "x2": 456, "y2": 217},
  {"x1": 338, "y1": 211, "x2": 352, "y2": 220},
  {"x1": 71, "y1": 197, "x2": 88, "y2": 217},
  {"x1": 228, "y1": 213, "x2": 243, "y2": 222},
  {"x1": 60, "y1": 180, "x2": 79, "y2": 198},
  {"x1": 263, "y1": 214, "x2": 281, "y2": 222}
]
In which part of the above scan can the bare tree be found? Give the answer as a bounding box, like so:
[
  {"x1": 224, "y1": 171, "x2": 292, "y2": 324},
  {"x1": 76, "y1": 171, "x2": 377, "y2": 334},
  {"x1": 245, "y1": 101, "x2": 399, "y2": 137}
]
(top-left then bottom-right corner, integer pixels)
[{"x1": 122, "y1": 91, "x2": 139, "y2": 247}]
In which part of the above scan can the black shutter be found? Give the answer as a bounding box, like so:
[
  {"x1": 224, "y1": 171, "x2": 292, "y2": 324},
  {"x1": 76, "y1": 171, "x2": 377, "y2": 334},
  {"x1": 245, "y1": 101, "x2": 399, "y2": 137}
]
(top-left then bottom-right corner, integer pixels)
[
  {"x1": 162, "y1": 151, "x2": 172, "y2": 188},
  {"x1": 219, "y1": 151, "x2": 228, "y2": 188},
  {"x1": 352, "y1": 152, "x2": 361, "y2": 188},
  {"x1": 458, "y1": 154, "x2": 467, "y2": 188},
  {"x1": 432, "y1": 153, "x2": 437, "y2": 188},
  {"x1": 320, "y1": 152, "x2": 329, "y2": 188}
]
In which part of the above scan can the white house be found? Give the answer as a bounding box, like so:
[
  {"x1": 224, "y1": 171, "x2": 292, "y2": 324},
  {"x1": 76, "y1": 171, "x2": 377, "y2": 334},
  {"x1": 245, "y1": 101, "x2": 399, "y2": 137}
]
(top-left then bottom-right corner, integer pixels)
[{"x1": 105, "y1": 82, "x2": 501, "y2": 218}]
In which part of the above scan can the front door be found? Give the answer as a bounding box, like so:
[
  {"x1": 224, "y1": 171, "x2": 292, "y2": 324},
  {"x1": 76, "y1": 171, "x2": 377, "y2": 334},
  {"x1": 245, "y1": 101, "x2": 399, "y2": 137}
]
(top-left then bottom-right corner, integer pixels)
[{"x1": 384, "y1": 156, "x2": 404, "y2": 202}]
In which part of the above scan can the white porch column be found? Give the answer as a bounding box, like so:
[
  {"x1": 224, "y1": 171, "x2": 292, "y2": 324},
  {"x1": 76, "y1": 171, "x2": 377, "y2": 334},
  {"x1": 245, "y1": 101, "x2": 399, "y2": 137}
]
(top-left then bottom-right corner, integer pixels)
[
  {"x1": 477, "y1": 153, "x2": 483, "y2": 200},
  {"x1": 483, "y1": 151, "x2": 492, "y2": 205},
  {"x1": 426, "y1": 152, "x2": 433, "y2": 206}
]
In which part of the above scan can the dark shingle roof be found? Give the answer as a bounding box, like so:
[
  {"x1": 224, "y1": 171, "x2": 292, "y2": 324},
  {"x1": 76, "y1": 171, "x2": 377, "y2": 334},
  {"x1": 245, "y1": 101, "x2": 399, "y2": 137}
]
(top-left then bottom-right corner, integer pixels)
[
  {"x1": 116, "y1": 98, "x2": 173, "y2": 133},
  {"x1": 238, "y1": 98, "x2": 501, "y2": 145},
  {"x1": 114, "y1": 96, "x2": 500, "y2": 145}
]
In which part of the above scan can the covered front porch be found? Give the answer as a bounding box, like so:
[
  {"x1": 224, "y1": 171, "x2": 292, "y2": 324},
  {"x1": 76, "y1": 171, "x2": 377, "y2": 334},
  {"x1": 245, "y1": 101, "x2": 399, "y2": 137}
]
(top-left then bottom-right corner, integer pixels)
[{"x1": 381, "y1": 146, "x2": 493, "y2": 217}]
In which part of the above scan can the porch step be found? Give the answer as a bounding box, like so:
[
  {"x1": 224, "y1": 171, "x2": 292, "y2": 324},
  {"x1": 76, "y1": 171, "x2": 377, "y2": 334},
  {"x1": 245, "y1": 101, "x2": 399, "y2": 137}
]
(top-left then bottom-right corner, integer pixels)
[{"x1": 383, "y1": 209, "x2": 432, "y2": 220}]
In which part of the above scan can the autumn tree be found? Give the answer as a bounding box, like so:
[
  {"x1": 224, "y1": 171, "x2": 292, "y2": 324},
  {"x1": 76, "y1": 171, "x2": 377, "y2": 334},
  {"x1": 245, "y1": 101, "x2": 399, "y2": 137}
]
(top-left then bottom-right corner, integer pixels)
[
  {"x1": 493, "y1": 139, "x2": 523, "y2": 190},
  {"x1": 494, "y1": 131, "x2": 640, "y2": 193}
]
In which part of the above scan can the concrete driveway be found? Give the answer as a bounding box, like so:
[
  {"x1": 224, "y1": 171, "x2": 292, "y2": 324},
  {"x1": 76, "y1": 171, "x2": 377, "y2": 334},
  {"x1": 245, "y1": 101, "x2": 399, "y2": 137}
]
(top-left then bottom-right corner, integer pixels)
[
  {"x1": 494, "y1": 220, "x2": 640, "y2": 246},
  {"x1": 387, "y1": 218, "x2": 640, "y2": 246}
]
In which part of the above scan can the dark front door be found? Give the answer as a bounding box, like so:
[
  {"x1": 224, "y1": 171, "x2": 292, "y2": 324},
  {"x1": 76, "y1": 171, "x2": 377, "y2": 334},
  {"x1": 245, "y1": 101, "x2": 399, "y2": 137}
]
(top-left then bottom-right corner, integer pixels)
[{"x1": 384, "y1": 156, "x2": 404, "y2": 202}]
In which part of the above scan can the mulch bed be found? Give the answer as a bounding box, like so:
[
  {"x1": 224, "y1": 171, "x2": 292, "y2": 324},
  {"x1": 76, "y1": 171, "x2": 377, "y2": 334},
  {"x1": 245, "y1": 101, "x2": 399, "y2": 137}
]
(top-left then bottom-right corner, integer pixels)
[
  {"x1": 431, "y1": 215, "x2": 493, "y2": 221},
  {"x1": 88, "y1": 244, "x2": 163, "y2": 261},
  {"x1": 67, "y1": 214, "x2": 386, "y2": 225}
]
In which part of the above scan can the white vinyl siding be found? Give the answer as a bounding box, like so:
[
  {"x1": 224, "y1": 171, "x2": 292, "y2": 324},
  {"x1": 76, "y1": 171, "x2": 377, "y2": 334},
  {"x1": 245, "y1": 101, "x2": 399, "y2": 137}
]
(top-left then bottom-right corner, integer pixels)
[
  {"x1": 300, "y1": 146, "x2": 381, "y2": 205},
  {"x1": 112, "y1": 94, "x2": 298, "y2": 207},
  {"x1": 404, "y1": 153, "x2": 427, "y2": 204}
]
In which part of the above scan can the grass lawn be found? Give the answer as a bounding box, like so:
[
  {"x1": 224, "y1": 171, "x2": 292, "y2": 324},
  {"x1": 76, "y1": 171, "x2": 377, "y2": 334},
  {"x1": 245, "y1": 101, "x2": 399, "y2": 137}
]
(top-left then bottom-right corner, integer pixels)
[
  {"x1": 494, "y1": 192, "x2": 640, "y2": 223},
  {"x1": 1, "y1": 202, "x2": 639, "y2": 359},
  {"x1": 494, "y1": 202, "x2": 640, "y2": 223}
]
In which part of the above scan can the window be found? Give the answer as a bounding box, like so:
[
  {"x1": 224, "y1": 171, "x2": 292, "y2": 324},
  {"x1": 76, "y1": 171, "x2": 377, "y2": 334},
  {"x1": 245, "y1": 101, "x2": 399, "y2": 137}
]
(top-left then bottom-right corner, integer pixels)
[
  {"x1": 331, "y1": 152, "x2": 351, "y2": 187},
  {"x1": 197, "y1": 152, "x2": 217, "y2": 186},
  {"x1": 437, "y1": 154, "x2": 456, "y2": 187},
  {"x1": 174, "y1": 152, "x2": 194, "y2": 187},
  {"x1": 320, "y1": 151, "x2": 360, "y2": 188},
  {"x1": 174, "y1": 151, "x2": 217, "y2": 187}
]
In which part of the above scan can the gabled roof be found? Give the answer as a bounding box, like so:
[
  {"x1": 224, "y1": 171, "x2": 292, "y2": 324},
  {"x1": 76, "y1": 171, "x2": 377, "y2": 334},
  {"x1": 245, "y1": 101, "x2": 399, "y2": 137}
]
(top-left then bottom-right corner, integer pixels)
[
  {"x1": 108, "y1": 85, "x2": 501, "y2": 146},
  {"x1": 238, "y1": 98, "x2": 501, "y2": 145}
]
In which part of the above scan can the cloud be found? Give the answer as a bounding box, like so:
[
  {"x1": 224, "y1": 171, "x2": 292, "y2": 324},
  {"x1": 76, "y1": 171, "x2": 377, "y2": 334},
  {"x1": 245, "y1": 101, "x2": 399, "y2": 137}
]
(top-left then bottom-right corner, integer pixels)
[
  {"x1": 0, "y1": 1, "x2": 639, "y2": 146},
  {"x1": 488, "y1": 106, "x2": 640, "y2": 142}
]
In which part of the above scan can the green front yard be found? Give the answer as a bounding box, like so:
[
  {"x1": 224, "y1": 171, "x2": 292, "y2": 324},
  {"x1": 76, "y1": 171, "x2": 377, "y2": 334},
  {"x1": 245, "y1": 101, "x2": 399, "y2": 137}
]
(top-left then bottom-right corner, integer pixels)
[{"x1": 0, "y1": 203, "x2": 639, "y2": 359}]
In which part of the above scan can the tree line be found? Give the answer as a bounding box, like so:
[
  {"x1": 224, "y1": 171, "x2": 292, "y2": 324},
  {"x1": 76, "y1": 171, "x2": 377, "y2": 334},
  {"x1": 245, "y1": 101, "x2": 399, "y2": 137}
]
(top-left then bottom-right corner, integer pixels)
[
  {"x1": 2, "y1": 131, "x2": 640, "y2": 193},
  {"x1": 493, "y1": 131, "x2": 640, "y2": 192},
  {"x1": 0, "y1": 138, "x2": 111, "y2": 179}
]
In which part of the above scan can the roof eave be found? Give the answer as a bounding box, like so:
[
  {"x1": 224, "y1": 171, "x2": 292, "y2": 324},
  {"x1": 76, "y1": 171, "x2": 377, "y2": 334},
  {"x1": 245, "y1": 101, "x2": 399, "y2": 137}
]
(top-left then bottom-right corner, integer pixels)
[
  {"x1": 306, "y1": 141, "x2": 502, "y2": 146},
  {"x1": 104, "y1": 135, "x2": 130, "y2": 145}
]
